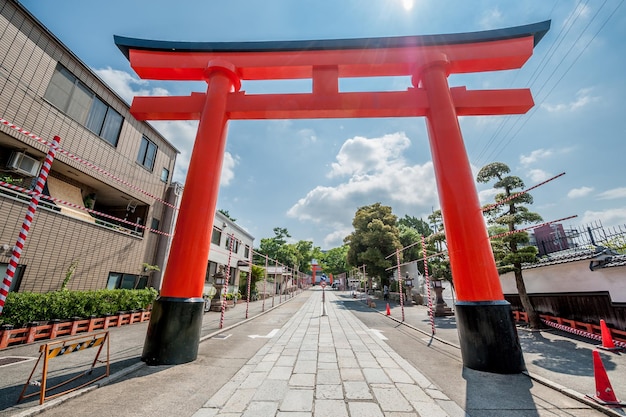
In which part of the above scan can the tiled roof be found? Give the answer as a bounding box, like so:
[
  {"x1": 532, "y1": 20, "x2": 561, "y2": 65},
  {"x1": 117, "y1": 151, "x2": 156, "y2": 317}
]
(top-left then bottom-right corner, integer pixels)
[{"x1": 522, "y1": 246, "x2": 626, "y2": 270}]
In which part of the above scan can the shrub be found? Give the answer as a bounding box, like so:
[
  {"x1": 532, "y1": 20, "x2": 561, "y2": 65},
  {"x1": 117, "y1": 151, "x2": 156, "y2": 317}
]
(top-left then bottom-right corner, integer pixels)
[{"x1": 0, "y1": 288, "x2": 158, "y2": 327}]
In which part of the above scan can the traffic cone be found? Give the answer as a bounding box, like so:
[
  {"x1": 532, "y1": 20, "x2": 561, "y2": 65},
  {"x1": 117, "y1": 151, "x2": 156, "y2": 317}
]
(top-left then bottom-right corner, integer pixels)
[
  {"x1": 599, "y1": 319, "x2": 622, "y2": 352},
  {"x1": 586, "y1": 350, "x2": 626, "y2": 406},
  {"x1": 386, "y1": 303, "x2": 391, "y2": 316}
]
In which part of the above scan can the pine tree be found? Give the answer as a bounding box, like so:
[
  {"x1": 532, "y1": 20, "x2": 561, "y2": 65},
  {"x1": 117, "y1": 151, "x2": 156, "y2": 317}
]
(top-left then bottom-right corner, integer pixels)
[{"x1": 477, "y1": 162, "x2": 543, "y2": 329}]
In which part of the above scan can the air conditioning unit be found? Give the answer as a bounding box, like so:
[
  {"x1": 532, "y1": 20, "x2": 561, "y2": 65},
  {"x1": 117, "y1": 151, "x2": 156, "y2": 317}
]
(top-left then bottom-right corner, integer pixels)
[{"x1": 6, "y1": 151, "x2": 42, "y2": 177}]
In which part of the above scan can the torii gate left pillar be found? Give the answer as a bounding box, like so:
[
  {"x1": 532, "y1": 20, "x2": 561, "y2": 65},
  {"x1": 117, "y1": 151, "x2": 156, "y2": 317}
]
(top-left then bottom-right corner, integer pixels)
[{"x1": 116, "y1": 20, "x2": 550, "y2": 372}]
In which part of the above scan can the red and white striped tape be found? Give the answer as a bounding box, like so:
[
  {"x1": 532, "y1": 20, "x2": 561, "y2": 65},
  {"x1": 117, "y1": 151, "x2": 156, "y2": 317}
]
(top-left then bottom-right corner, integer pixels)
[
  {"x1": 482, "y1": 172, "x2": 566, "y2": 212},
  {"x1": 0, "y1": 118, "x2": 177, "y2": 210},
  {"x1": 489, "y1": 215, "x2": 578, "y2": 240},
  {"x1": 541, "y1": 319, "x2": 626, "y2": 349},
  {"x1": 0, "y1": 136, "x2": 60, "y2": 313},
  {"x1": 421, "y1": 235, "x2": 436, "y2": 336},
  {"x1": 0, "y1": 181, "x2": 171, "y2": 237}
]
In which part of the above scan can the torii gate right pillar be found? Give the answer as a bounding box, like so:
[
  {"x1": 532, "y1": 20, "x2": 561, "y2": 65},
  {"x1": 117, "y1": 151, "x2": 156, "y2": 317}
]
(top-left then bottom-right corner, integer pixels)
[{"x1": 418, "y1": 54, "x2": 523, "y2": 373}]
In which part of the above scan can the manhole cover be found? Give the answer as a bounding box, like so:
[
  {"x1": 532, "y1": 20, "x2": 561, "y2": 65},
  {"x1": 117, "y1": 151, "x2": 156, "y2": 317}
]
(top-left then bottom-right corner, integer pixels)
[
  {"x1": 0, "y1": 356, "x2": 35, "y2": 367},
  {"x1": 211, "y1": 334, "x2": 231, "y2": 340}
]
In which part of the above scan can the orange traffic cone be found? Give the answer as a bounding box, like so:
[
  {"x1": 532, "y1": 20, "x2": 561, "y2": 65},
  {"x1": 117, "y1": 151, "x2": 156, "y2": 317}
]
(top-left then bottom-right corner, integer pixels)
[
  {"x1": 386, "y1": 303, "x2": 391, "y2": 316},
  {"x1": 587, "y1": 350, "x2": 626, "y2": 406},
  {"x1": 599, "y1": 319, "x2": 622, "y2": 352}
]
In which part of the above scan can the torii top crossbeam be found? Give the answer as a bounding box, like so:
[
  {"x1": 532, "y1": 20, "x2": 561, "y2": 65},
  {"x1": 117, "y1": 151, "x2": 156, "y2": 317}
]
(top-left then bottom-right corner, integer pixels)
[{"x1": 115, "y1": 21, "x2": 550, "y2": 120}]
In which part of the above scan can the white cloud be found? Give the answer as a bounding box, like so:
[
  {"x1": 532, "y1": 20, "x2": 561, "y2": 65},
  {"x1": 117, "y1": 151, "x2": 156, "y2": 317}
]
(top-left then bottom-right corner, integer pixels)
[
  {"x1": 563, "y1": 3, "x2": 591, "y2": 28},
  {"x1": 479, "y1": 8, "x2": 503, "y2": 29},
  {"x1": 527, "y1": 169, "x2": 551, "y2": 183},
  {"x1": 541, "y1": 88, "x2": 597, "y2": 113},
  {"x1": 580, "y1": 208, "x2": 626, "y2": 228},
  {"x1": 567, "y1": 186, "x2": 594, "y2": 198},
  {"x1": 296, "y1": 128, "x2": 317, "y2": 143},
  {"x1": 520, "y1": 149, "x2": 553, "y2": 166},
  {"x1": 151, "y1": 120, "x2": 197, "y2": 183},
  {"x1": 478, "y1": 188, "x2": 498, "y2": 204},
  {"x1": 287, "y1": 132, "x2": 439, "y2": 247},
  {"x1": 93, "y1": 67, "x2": 164, "y2": 104},
  {"x1": 323, "y1": 227, "x2": 353, "y2": 248},
  {"x1": 597, "y1": 187, "x2": 626, "y2": 200},
  {"x1": 220, "y1": 152, "x2": 238, "y2": 186},
  {"x1": 328, "y1": 133, "x2": 411, "y2": 178}
]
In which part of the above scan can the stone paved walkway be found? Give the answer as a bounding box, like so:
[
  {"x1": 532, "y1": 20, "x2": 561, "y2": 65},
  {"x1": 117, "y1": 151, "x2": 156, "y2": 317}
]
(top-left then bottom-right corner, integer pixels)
[{"x1": 192, "y1": 289, "x2": 464, "y2": 417}]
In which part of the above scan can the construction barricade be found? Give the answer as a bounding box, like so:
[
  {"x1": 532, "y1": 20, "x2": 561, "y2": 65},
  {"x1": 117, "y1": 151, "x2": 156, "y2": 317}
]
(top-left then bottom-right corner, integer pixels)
[{"x1": 17, "y1": 331, "x2": 109, "y2": 405}]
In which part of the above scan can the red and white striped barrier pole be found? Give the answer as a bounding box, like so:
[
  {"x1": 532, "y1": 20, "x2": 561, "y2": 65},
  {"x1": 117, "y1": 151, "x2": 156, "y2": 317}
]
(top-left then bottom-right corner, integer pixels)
[
  {"x1": 245, "y1": 250, "x2": 252, "y2": 319},
  {"x1": 219, "y1": 233, "x2": 235, "y2": 329},
  {"x1": 0, "y1": 135, "x2": 60, "y2": 314},
  {"x1": 272, "y1": 259, "x2": 277, "y2": 308},
  {"x1": 396, "y1": 249, "x2": 405, "y2": 322},
  {"x1": 421, "y1": 235, "x2": 436, "y2": 335},
  {"x1": 262, "y1": 254, "x2": 268, "y2": 312}
]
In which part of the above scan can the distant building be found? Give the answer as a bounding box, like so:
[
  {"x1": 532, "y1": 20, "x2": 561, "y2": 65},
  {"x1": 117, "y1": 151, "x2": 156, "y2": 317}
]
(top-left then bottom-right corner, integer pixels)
[
  {"x1": 204, "y1": 210, "x2": 255, "y2": 295},
  {"x1": 531, "y1": 223, "x2": 574, "y2": 256}
]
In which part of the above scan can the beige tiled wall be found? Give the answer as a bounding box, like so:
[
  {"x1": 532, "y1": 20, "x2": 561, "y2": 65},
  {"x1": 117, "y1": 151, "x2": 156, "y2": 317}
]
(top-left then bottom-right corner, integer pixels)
[{"x1": 0, "y1": 0, "x2": 178, "y2": 292}]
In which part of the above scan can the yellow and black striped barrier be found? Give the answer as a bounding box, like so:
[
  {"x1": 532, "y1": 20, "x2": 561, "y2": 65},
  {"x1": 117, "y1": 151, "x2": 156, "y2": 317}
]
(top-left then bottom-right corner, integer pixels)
[{"x1": 18, "y1": 331, "x2": 110, "y2": 405}]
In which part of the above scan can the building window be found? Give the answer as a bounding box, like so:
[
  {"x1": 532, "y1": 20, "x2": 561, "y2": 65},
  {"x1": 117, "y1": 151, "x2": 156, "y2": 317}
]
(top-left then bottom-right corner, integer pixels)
[
  {"x1": 161, "y1": 168, "x2": 169, "y2": 183},
  {"x1": 211, "y1": 227, "x2": 222, "y2": 245},
  {"x1": 225, "y1": 235, "x2": 240, "y2": 253},
  {"x1": 205, "y1": 261, "x2": 217, "y2": 283},
  {"x1": 137, "y1": 136, "x2": 158, "y2": 171},
  {"x1": 106, "y1": 272, "x2": 147, "y2": 289},
  {"x1": 45, "y1": 64, "x2": 123, "y2": 146},
  {"x1": 1, "y1": 263, "x2": 25, "y2": 292},
  {"x1": 150, "y1": 218, "x2": 160, "y2": 231},
  {"x1": 244, "y1": 245, "x2": 250, "y2": 259}
]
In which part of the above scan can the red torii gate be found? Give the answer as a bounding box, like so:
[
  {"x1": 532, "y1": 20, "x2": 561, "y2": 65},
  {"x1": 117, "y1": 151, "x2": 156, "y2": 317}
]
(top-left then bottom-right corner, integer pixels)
[{"x1": 116, "y1": 20, "x2": 550, "y2": 373}]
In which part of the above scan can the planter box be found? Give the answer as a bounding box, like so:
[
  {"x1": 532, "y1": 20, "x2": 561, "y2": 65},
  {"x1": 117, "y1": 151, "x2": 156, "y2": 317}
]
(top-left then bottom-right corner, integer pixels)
[{"x1": 0, "y1": 310, "x2": 151, "y2": 349}]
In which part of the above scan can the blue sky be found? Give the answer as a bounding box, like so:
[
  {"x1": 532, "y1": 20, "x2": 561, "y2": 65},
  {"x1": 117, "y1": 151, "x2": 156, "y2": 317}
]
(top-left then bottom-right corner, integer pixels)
[{"x1": 20, "y1": 0, "x2": 626, "y2": 249}]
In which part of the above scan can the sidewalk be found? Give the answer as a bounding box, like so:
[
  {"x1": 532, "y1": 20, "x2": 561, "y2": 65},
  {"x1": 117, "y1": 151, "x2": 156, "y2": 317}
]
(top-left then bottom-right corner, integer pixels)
[{"x1": 192, "y1": 288, "x2": 462, "y2": 416}]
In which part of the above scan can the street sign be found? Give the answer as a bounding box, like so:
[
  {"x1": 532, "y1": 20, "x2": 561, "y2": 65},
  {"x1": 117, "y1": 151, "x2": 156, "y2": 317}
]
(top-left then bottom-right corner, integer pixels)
[{"x1": 320, "y1": 281, "x2": 327, "y2": 289}]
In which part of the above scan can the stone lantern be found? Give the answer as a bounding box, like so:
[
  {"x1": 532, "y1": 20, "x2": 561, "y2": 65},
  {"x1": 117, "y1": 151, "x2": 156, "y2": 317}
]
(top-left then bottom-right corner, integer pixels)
[{"x1": 209, "y1": 264, "x2": 226, "y2": 312}]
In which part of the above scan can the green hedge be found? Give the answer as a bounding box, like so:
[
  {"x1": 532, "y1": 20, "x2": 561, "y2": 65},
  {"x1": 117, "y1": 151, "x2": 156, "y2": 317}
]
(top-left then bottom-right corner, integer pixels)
[{"x1": 0, "y1": 288, "x2": 158, "y2": 327}]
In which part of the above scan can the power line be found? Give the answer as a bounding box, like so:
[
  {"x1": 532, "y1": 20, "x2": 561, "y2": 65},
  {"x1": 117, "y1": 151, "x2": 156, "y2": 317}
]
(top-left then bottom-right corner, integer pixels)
[{"x1": 482, "y1": 0, "x2": 623, "y2": 164}]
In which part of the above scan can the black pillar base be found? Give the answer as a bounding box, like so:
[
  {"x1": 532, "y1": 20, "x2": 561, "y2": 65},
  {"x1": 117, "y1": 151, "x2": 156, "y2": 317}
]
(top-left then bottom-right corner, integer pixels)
[
  {"x1": 142, "y1": 296, "x2": 204, "y2": 365},
  {"x1": 455, "y1": 300, "x2": 525, "y2": 374}
]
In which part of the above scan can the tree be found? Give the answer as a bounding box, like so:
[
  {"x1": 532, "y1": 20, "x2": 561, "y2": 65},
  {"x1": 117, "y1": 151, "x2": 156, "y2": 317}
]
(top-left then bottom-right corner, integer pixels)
[
  {"x1": 257, "y1": 227, "x2": 291, "y2": 264},
  {"x1": 425, "y1": 209, "x2": 452, "y2": 283},
  {"x1": 397, "y1": 224, "x2": 425, "y2": 275},
  {"x1": 477, "y1": 162, "x2": 543, "y2": 329},
  {"x1": 344, "y1": 203, "x2": 402, "y2": 288},
  {"x1": 321, "y1": 245, "x2": 349, "y2": 276},
  {"x1": 398, "y1": 215, "x2": 432, "y2": 236},
  {"x1": 218, "y1": 209, "x2": 236, "y2": 222},
  {"x1": 255, "y1": 228, "x2": 325, "y2": 276}
]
